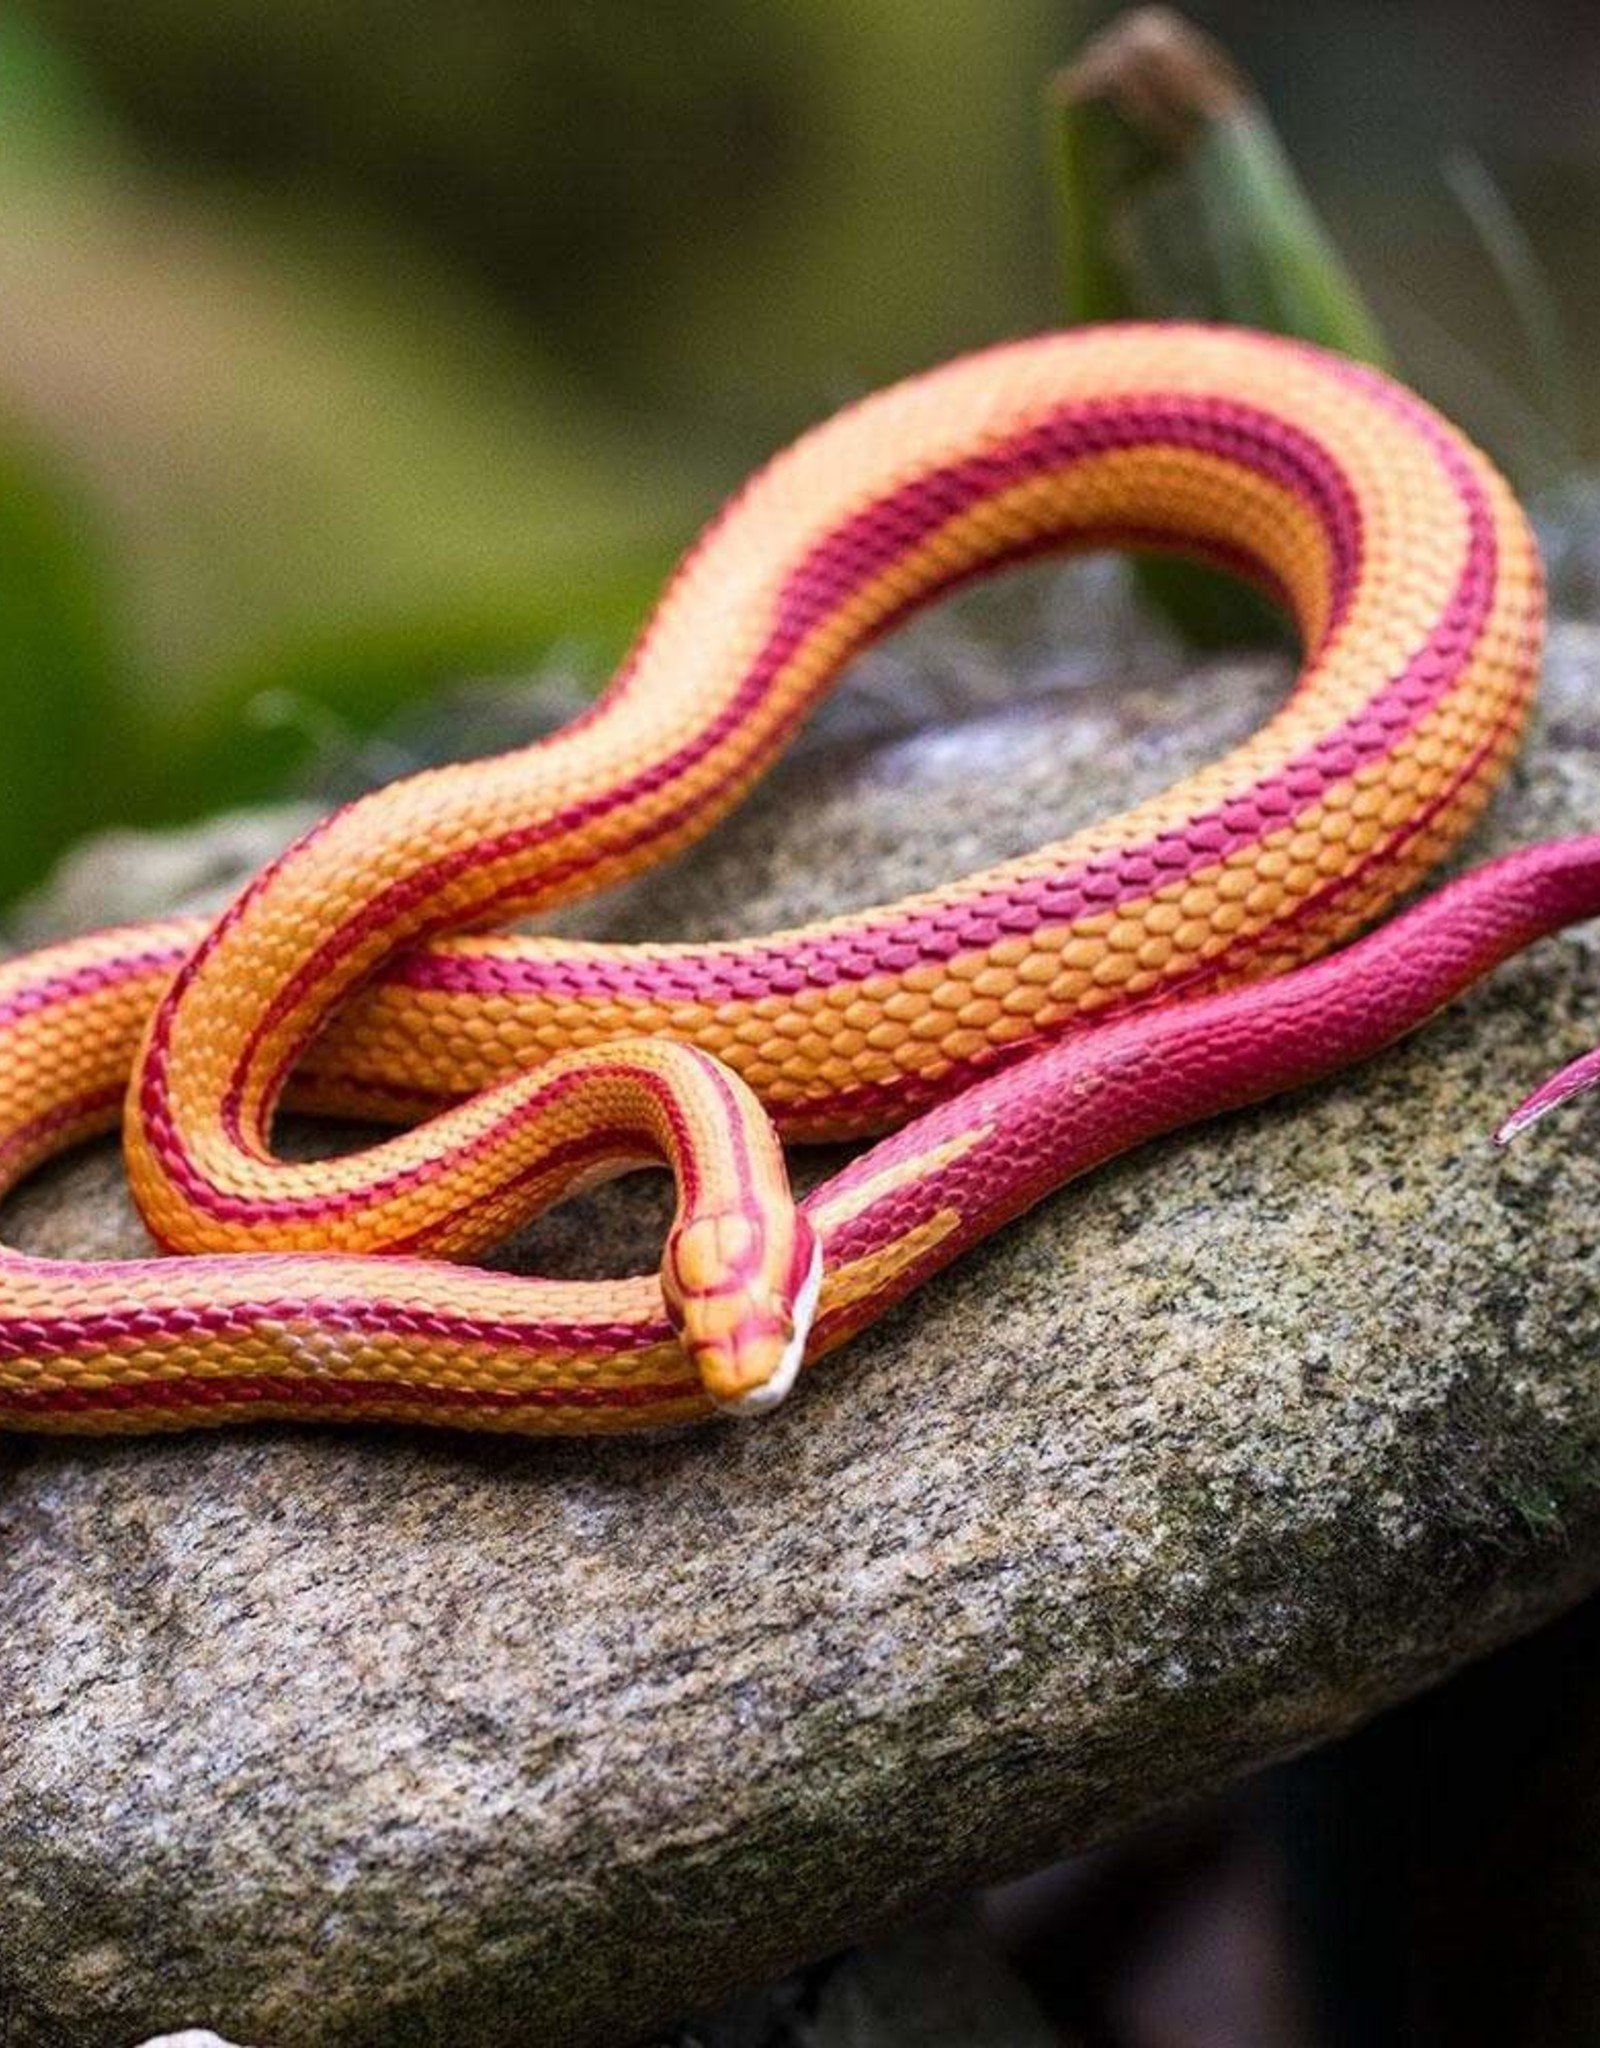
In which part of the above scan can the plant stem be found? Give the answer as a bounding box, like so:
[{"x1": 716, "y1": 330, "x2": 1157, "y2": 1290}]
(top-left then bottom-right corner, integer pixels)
[{"x1": 1045, "y1": 7, "x2": 1391, "y2": 643}]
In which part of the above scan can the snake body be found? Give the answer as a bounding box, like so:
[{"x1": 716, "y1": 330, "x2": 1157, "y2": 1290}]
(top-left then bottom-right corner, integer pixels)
[{"x1": 0, "y1": 322, "x2": 1580, "y2": 1435}]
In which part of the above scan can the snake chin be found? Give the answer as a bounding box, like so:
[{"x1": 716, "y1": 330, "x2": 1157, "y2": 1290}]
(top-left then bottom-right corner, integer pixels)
[{"x1": 719, "y1": 1238, "x2": 825, "y2": 1421}]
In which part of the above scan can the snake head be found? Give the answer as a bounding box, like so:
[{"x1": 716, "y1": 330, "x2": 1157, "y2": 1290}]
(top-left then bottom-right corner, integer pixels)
[{"x1": 662, "y1": 1206, "x2": 823, "y2": 1416}]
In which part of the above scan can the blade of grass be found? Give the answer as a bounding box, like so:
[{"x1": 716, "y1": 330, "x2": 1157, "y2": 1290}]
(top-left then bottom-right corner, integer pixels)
[
  {"x1": 0, "y1": 431, "x2": 127, "y2": 903},
  {"x1": 1441, "y1": 146, "x2": 1578, "y2": 466},
  {"x1": 1191, "y1": 108, "x2": 1389, "y2": 363}
]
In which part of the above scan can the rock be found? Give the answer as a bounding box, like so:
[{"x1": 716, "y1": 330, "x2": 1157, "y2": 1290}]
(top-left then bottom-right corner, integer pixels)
[
  {"x1": 6, "y1": 577, "x2": 1600, "y2": 2045},
  {"x1": 8, "y1": 802, "x2": 318, "y2": 945}
]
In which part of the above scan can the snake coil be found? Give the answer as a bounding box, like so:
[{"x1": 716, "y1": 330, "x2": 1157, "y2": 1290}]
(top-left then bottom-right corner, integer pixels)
[{"x1": 2, "y1": 323, "x2": 1589, "y2": 1434}]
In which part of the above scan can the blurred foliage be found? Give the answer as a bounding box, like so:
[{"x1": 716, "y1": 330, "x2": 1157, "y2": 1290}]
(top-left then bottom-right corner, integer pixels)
[
  {"x1": 0, "y1": 428, "x2": 122, "y2": 899},
  {"x1": 1050, "y1": 12, "x2": 1386, "y2": 358},
  {"x1": 0, "y1": 0, "x2": 1593, "y2": 902},
  {"x1": 0, "y1": 11, "x2": 705, "y2": 895},
  {"x1": 16, "y1": 0, "x2": 809, "y2": 395},
  {"x1": 0, "y1": 1, "x2": 1065, "y2": 902},
  {"x1": 18, "y1": 0, "x2": 1062, "y2": 426}
]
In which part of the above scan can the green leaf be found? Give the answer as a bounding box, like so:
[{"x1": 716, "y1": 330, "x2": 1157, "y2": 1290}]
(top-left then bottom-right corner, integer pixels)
[
  {"x1": 158, "y1": 554, "x2": 667, "y2": 816},
  {"x1": 1046, "y1": 8, "x2": 1391, "y2": 647},
  {"x1": 0, "y1": 433, "x2": 125, "y2": 902}
]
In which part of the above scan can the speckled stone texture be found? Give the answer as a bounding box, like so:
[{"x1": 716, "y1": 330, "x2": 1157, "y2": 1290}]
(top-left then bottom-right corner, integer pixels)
[{"x1": 6, "y1": 577, "x2": 1600, "y2": 2046}]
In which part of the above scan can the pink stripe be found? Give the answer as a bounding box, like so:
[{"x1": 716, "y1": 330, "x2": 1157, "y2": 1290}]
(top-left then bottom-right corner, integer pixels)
[
  {"x1": 401, "y1": 463, "x2": 1490, "y2": 1017},
  {"x1": 0, "y1": 1284, "x2": 671, "y2": 1365},
  {"x1": 143, "y1": 391, "x2": 1368, "y2": 1178},
  {"x1": 0, "y1": 942, "x2": 187, "y2": 1031},
  {"x1": 379, "y1": 1052, "x2": 711, "y2": 1250},
  {"x1": 696, "y1": 1048, "x2": 762, "y2": 1266},
  {"x1": 138, "y1": 1049, "x2": 709, "y2": 1232},
  {"x1": 372, "y1": 1131, "x2": 643, "y2": 1255},
  {"x1": 0, "y1": 1367, "x2": 695, "y2": 1417},
  {"x1": 0, "y1": 1084, "x2": 125, "y2": 1181},
  {"x1": 139, "y1": 375, "x2": 1494, "y2": 1232},
  {"x1": 787, "y1": 651, "x2": 1528, "y2": 1137}
]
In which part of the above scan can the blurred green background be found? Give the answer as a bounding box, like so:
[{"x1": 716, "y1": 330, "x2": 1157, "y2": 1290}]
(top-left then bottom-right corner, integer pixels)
[{"x1": 1, "y1": 0, "x2": 1598, "y2": 902}]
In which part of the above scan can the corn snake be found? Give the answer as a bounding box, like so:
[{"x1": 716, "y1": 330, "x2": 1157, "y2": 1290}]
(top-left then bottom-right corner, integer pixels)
[{"x1": 2, "y1": 318, "x2": 1590, "y2": 1436}]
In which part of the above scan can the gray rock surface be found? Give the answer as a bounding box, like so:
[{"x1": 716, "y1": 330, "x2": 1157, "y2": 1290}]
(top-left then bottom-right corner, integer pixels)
[
  {"x1": 9, "y1": 803, "x2": 320, "y2": 945},
  {"x1": 6, "y1": 579, "x2": 1600, "y2": 2045}
]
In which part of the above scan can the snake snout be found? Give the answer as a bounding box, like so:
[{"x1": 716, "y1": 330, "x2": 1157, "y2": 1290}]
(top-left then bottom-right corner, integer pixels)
[{"x1": 664, "y1": 1212, "x2": 823, "y2": 1416}]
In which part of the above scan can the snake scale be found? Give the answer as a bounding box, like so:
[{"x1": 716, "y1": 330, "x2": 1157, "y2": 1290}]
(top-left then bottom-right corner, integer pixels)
[{"x1": 3, "y1": 321, "x2": 1593, "y2": 1435}]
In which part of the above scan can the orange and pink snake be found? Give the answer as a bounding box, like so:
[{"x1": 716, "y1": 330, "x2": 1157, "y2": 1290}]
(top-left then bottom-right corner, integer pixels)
[{"x1": 2, "y1": 321, "x2": 1593, "y2": 1436}]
